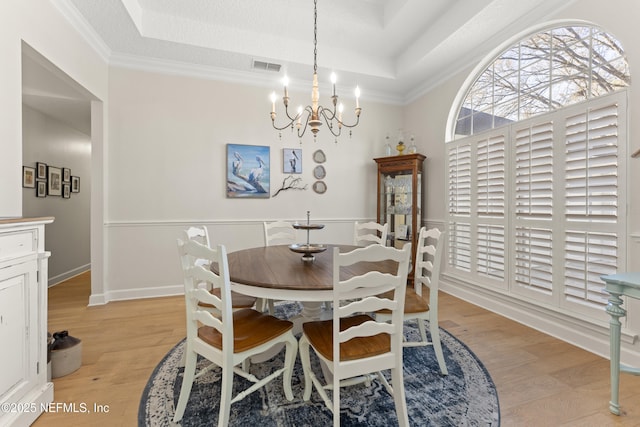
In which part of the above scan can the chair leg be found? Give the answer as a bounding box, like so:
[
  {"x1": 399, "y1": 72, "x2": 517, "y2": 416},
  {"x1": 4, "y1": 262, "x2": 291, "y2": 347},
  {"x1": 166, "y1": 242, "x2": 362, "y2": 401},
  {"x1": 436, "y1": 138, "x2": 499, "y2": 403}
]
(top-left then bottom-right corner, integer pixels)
[
  {"x1": 173, "y1": 348, "x2": 197, "y2": 422},
  {"x1": 429, "y1": 318, "x2": 448, "y2": 375},
  {"x1": 299, "y1": 335, "x2": 314, "y2": 401},
  {"x1": 417, "y1": 318, "x2": 428, "y2": 344},
  {"x1": 267, "y1": 299, "x2": 275, "y2": 315},
  {"x1": 390, "y1": 366, "x2": 409, "y2": 427},
  {"x1": 282, "y1": 334, "x2": 298, "y2": 401},
  {"x1": 217, "y1": 362, "x2": 234, "y2": 427},
  {"x1": 332, "y1": 380, "x2": 340, "y2": 427}
]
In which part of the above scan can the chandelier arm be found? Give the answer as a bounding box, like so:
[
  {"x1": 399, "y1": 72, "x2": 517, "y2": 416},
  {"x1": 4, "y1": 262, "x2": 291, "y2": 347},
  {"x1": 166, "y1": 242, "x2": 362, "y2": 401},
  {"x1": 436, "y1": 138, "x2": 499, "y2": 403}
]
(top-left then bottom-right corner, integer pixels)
[
  {"x1": 271, "y1": 120, "x2": 295, "y2": 132},
  {"x1": 317, "y1": 107, "x2": 342, "y2": 137},
  {"x1": 318, "y1": 106, "x2": 361, "y2": 129},
  {"x1": 283, "y1": 104, "x2": 299, "y2": 122},
  {"x1": 296, "y1": 110, "x2": 313, "y2": 139}
]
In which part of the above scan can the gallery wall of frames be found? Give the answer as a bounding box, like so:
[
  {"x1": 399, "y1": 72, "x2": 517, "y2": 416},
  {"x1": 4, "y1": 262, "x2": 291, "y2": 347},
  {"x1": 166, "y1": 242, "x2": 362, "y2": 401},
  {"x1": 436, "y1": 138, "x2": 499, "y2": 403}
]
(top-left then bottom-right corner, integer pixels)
[{"x1": 22, "y1": 161, "x2": 80, "y2": 199}]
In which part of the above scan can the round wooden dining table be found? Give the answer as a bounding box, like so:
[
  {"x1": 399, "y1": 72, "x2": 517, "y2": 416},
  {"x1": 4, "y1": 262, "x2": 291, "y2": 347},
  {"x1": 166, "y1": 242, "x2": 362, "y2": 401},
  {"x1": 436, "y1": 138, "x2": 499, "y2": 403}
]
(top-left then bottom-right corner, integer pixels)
[{"x1": 226, "y1": 244, "x2": 398, "y2": 320}]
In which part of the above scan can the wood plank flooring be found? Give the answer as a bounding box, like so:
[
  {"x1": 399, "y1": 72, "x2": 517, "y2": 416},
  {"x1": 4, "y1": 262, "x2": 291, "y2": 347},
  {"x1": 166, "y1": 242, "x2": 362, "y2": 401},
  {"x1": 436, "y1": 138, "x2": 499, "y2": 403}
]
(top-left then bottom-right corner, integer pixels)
[{"x1": 34, "y1": 271, "x2": 640, "y2": 426}]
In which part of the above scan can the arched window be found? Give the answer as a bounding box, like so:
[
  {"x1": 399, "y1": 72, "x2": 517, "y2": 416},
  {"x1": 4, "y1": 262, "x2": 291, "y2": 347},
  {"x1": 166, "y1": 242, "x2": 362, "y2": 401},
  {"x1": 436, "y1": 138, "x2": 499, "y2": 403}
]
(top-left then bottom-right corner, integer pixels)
[
  {"x1": 446, "y1": 24, "x2": 629, "y2": 321},
  {"x1": 454, "y1": 25, "x2": 629, "y2": 138}
]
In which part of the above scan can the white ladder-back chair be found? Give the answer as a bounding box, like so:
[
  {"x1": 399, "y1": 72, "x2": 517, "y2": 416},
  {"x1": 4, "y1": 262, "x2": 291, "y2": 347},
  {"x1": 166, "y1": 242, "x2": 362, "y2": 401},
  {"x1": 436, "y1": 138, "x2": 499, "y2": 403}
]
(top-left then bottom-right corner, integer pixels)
[
  {"x1": 299, "y1": 244, "x2": 412, "y2": 427},
  {"x1": 173, "y1": 238, "x2": 298, "y2": 426},
  {"x1": 183, "y1": 227, "x2": 257, "y2": 312},
  {"x1": 376, "y1": 227, "x2": 448, "y2": 375},
  {"x1": 261, "y1": 221, "x2": 297, "y2": 313},
  {"x1": 353, "y1": 221, "x2": 388, "y2": 246},
  {"x1": 263, "y1": 220, "x2": 297, "y2": 246}
]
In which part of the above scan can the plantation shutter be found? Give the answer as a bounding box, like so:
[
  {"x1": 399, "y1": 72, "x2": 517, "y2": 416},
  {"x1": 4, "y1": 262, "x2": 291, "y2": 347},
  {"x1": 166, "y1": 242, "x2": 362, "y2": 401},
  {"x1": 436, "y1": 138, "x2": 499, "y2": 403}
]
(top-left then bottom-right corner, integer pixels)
[
  {"x1": 477, "y1": 224, "x2": 505, "y2": 279},
  {"x1": 515, "y1": 122, "x2": 554, "y2": 218},
  {"x1": 563, "y1": 101, "x2": 620, "y2": 307},
  {"x1": 477, "y1": 135, "x2": 505, "y2": 216},
  {"x1": 448, "y1": 142, "x2": 472, "y2": 272},
  {"x1": 476, "y1": 133, "x2": 506, "y2": 279},
  {"x1": 448, "y1": 143, "x2": 471, "y2": 216}
]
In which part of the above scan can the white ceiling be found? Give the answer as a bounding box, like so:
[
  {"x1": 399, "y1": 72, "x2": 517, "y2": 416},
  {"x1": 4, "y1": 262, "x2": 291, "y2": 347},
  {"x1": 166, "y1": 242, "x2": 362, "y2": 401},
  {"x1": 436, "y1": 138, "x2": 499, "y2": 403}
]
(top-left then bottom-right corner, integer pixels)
[{"x1": 23, "y1": 0, "x2": 575, "y2": 133}]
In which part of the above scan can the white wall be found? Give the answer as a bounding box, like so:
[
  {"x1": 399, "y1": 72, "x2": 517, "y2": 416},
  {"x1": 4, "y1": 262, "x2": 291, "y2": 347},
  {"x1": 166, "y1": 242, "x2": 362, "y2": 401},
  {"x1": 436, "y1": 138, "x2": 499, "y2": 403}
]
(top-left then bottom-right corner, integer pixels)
[
  {"x1": 0, "y1": 0, "x2": 107, "y2": 216},
  {"x1": 403, "y1": 0, "x2": 640, "y2": 364},
  {"x1": 100, "y1": 66, "x2": 403, "y2": 302},
  {"x1": 22, "y1": 106, "x2": 91, "y2": 284}
]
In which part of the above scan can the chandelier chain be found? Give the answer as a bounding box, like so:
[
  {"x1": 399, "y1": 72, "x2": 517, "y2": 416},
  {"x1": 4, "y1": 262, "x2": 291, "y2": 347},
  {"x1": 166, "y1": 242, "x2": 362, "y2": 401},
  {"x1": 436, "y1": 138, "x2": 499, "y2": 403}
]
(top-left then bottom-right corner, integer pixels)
[{"x1": 313, "y1": 0, "x2": 318, "y2": 73}]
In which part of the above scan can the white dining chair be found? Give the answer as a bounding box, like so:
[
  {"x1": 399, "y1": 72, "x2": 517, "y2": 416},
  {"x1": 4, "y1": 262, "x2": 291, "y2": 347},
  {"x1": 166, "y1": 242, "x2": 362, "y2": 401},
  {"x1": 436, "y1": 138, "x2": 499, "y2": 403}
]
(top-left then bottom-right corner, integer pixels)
[
  {"x1": 353, "y1": 221, "x2": 388, "y2": 246},
  {"x1": 182, "y1": 226, "x2": 257, "y2": 313},
  {"x1": 299, "y1": 243, "x2": 412, "y2": 427},
  {"x1": 263, "y1": 220, "x2": 297, "y2": 246},
  {"x1": 376, "y1": 227, "x2": 448, "y2": 375},
  {"x1": 173, "y1": 238, "x2": 298, "y2": 426},
  {"x1": 261, "y1": 221, "x2": 298, "y2": 313}
]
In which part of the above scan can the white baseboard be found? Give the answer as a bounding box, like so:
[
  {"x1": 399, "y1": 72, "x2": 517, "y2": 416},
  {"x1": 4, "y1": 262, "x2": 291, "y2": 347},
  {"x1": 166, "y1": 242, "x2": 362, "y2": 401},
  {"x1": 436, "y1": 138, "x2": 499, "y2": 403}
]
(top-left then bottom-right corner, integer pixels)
[
  {"x1": 88, "y1": 283, "x2": 183, "y2": 306},
  {"x1": 48, "y1": 264, "x2": 91, "y2": 287}
]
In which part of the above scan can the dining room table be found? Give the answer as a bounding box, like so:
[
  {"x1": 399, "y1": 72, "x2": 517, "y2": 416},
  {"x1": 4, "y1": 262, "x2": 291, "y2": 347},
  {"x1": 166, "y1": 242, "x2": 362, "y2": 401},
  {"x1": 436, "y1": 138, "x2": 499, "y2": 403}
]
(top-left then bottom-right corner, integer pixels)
[{"x1": 225, "y1": 243, "x2": 399, "y2": 322}]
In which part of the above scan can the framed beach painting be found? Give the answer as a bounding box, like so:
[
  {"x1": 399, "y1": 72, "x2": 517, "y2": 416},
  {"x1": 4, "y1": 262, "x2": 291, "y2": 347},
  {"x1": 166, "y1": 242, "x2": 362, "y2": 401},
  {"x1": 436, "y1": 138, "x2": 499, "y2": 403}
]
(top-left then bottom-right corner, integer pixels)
[
  {"x1": 283, "y1": 148, "x2": 302, "y2": 174},
  {"x1": 226, "y1": 144, "x2": 270, "y2": 198}
]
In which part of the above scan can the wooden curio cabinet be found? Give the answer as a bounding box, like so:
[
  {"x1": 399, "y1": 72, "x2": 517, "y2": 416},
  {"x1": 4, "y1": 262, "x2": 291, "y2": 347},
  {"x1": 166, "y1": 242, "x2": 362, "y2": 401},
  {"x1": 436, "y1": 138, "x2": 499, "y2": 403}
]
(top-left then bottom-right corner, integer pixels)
[{"x1": 374, "y1": 153, "x2": 425, "y2": 276}]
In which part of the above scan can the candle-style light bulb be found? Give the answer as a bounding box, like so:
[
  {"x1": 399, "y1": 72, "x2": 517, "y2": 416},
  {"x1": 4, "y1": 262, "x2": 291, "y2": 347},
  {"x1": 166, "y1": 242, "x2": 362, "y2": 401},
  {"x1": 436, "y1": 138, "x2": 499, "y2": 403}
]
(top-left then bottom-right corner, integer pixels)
[
  {"x1": 283, "y1": 75, "x2": 289, "y2": 98},
  {"x1": 270, "y1": 92, "x2": 277, "y2": 113},
  {"x1": 297, "y1": 106, "x2": 303, "y2": 125},
  {"x1": 354, "y1": 86, "x2": 361, "y2": 108},
  {"x1": 338, "y1": 103, "x2": 344, "y2": 127},
  {"x1": 330, "y1": 72, "x2": 337, "y2": 96}
]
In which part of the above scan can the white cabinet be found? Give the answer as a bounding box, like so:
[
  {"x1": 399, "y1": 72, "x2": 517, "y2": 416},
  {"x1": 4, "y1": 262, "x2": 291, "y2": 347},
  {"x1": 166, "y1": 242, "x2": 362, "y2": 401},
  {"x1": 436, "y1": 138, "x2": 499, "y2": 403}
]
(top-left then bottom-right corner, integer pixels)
[{"x1": 0, "y1": 218, "x2": 54, "y2": 426}]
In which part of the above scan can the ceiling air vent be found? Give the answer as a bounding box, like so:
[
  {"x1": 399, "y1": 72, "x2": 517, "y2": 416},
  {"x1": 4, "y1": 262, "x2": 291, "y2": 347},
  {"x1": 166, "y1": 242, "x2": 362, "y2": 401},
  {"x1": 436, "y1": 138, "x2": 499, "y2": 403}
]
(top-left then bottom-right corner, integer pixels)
[{"x1": 252, "y1": 60, "x2": 281, "y2": 73}]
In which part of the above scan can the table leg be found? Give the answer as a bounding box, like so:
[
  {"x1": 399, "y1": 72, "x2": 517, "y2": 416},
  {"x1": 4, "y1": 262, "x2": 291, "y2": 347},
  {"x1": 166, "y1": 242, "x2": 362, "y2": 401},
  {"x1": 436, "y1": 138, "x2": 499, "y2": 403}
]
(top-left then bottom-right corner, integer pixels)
[{"x1": 606, "y1": 291, "x2": 626, "y2": 415}]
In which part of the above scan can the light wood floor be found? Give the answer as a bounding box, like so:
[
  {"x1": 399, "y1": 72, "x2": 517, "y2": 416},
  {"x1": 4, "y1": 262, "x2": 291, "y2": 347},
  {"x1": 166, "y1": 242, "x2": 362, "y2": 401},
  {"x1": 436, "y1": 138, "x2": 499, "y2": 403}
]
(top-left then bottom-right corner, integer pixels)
[{"x1": 34, "y1": 271, "x2": 640, "y2": 426}]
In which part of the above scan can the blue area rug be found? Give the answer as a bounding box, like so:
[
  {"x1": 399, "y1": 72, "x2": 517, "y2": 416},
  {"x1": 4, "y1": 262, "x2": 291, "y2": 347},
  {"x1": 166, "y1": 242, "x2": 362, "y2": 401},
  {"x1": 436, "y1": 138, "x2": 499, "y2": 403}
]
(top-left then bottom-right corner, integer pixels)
[{"x1": 139, "y1": 303, "x2": 500, "y2": 426}]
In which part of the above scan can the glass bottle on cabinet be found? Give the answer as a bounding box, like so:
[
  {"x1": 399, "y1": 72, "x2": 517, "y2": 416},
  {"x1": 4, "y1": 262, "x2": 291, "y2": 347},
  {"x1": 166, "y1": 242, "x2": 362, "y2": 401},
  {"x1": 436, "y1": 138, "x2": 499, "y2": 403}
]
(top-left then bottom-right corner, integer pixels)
[{"x1": 374, "y1": 153, "x2": 426, "y2": 278}]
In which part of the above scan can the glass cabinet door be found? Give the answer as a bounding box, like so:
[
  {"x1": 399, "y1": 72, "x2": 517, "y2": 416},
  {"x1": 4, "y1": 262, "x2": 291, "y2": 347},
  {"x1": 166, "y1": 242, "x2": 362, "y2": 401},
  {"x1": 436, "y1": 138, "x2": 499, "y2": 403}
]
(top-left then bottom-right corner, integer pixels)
[{"x1": 380, "y1": 171, "x2": 421, "y2": 248}]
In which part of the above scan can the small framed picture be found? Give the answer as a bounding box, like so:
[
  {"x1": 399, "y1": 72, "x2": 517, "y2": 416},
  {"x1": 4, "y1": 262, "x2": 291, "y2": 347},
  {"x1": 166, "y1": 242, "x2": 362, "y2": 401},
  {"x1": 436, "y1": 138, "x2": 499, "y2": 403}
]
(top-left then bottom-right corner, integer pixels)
[
  {"x1": 283, "y1": 148, "x2": 302, "y2": 174},
  {"x1": 47, "y1": 166, "x2": 62, "y2": 196},
  {"x1": 62, "y1": 168, "x2": 71, "y2": 183},
  {"x1": 396, "y1": 224, "x2": 409, "y2": 240},
  {"x1": 36, "y1": 181, "x2": 47, "y2": 198},
  {"x1": 63, "y1": 184, "x2": 71, "y2": 199},
  {"x1": 71, "y1": 176, "x2": 80, "y2": 193},
  {"x1": 23, "y1": 166, "x2": 36, "y2": 188},
  {"x1": 36, "y1": 162, "x2": 48, "y2": 180}
]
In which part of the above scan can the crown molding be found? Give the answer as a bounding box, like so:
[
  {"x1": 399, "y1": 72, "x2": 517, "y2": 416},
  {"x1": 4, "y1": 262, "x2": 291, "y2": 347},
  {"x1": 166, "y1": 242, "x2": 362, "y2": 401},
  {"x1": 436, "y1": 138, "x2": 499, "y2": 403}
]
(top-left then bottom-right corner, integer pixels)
[{"x1": 51, "y1": 0, "x2": 111, "y2": 64}]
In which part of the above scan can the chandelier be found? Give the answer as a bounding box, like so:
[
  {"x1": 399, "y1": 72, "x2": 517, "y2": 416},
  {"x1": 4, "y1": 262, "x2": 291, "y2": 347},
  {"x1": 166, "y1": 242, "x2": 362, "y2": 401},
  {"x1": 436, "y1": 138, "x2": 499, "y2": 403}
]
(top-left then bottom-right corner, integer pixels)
[{"x1": 270, "y1": 0, "x2": 361, "y2": 140}]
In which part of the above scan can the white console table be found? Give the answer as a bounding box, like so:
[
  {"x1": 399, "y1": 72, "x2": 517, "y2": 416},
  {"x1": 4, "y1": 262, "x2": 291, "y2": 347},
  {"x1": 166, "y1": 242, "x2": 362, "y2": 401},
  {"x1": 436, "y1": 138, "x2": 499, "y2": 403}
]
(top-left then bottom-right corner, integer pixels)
[
  {"x1": 0, "y1": 217, "x2": 54, "y2": 426},
  {"x1": 601, "y1": 272, "x2": 640, "y2": 415}
]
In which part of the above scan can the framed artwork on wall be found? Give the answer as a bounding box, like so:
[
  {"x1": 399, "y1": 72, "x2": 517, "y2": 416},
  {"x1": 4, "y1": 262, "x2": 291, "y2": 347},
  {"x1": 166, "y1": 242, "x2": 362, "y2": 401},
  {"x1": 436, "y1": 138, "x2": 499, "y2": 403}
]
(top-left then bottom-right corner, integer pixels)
[
  {"x1": 36, "y1": 181, "x2": 47, "y2": 198},
  {"x1": 71, "y1": 176, "x2": 80, "y2": 193},
  {"x1": 283, "y1": 148, "x2": 302, "y2": 174},
  {"x1": 226, "y1": 144, "x2": 270, "y2": 198},
  {"x1": 23, "y1": 166, "x2": 36, "y2": 188},
  {"x1": 63, "y1": 184, "x2": 71, "y2": 199},
  {"x1": 47, "y1": 166, "x2": 62, "y2": 196},
  {"x1": 36, "y1": 162, "x2": 47, "y2": 180},
  {"x1": 62, "y1": 168, "x2": 71, "y2": 183}
]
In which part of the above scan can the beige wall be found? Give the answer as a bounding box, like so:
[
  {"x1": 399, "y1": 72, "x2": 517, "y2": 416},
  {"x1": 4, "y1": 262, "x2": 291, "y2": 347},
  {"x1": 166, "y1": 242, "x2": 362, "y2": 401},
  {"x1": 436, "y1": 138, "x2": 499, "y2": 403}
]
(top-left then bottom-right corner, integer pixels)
[{"x1": 103, "y1": 66, "x2": 403, "y2": 299}]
